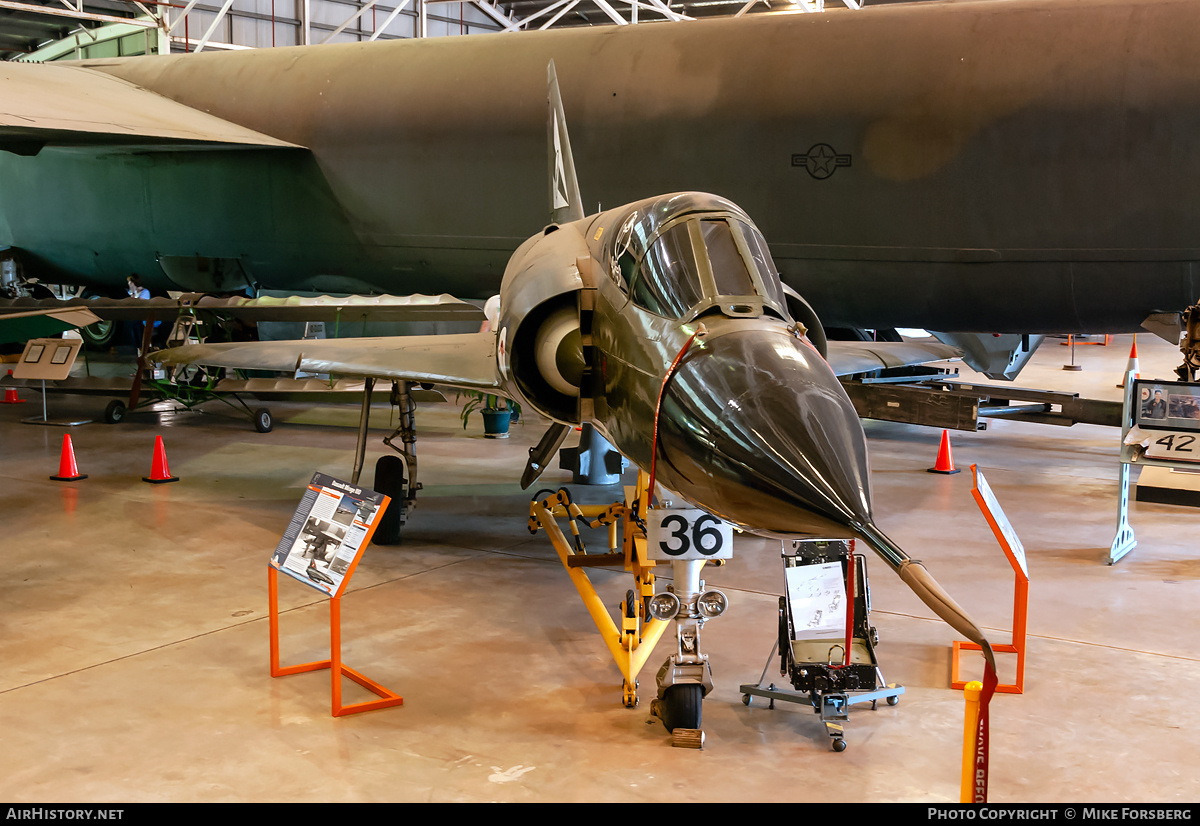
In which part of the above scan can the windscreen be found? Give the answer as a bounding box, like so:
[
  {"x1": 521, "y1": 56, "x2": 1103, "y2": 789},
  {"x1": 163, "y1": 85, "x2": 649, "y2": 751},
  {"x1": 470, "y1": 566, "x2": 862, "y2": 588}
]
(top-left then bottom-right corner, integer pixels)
[
  {"x1": 631, "y1": 221, "x2": 705, "y2": 318},
  {"x1": 700, "y1": 220, "x2": 755, "y2": 298}
]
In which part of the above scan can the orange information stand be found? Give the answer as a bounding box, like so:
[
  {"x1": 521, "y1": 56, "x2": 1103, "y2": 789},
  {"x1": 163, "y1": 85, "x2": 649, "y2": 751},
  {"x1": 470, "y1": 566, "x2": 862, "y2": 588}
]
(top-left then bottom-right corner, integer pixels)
[
  {"x1": 951, "y1": 464, "x2": 1029, "y2": 694},
  {"x1": 268, "y1": 567, "x2": 403, "y2": 717},
  {"x1": 266, "y1": 472, "x2": 402, "y2": 717}
]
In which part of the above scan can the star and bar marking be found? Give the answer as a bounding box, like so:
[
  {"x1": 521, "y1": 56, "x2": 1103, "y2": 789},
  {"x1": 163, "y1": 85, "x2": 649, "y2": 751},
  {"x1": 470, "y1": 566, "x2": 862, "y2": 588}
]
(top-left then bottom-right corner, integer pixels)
[{"x1": 792, "y1": 144, "x2": 852, "y2": 180}]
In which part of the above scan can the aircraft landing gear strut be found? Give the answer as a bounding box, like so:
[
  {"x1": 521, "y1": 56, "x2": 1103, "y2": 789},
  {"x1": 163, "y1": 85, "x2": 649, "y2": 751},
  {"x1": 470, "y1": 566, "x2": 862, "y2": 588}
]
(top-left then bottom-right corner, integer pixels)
[
  {"x1": 351, "y1": 379, "x2": 421, "y2": 545},
  {"x1": 648, "y1": 558, "x2": 718, "y2": 749}
]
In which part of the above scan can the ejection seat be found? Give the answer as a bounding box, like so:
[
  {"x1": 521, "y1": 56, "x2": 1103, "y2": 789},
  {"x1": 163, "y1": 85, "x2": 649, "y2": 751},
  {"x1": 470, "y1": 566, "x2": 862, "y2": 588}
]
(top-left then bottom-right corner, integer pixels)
[{"x1": 740, "y1": 539, "x2": 903, "y2": 751}]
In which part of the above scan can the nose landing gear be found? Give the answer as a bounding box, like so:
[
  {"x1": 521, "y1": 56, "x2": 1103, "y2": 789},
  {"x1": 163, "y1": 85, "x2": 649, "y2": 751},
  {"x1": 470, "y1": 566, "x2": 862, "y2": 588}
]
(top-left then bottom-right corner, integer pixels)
[{"x1": 529, "y1": 471, "x2": 732, "y2": 747}]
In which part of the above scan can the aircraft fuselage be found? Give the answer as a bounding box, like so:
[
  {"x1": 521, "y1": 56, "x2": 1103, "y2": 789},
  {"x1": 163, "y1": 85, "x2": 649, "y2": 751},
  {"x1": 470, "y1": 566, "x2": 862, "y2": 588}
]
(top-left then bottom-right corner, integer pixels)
[{"x1": 3, "y1": 0, "x2": 1200, "y2": 333}]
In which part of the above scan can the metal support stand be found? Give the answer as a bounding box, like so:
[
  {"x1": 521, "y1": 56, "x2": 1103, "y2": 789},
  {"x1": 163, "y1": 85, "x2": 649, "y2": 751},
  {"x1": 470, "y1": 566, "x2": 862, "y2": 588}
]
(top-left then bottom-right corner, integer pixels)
[
  {"x1": 528, "y1": 471, "x2": 669, "y2": 711},
  {"x1": 267, "y1": 566, "x2": 403, "y2": 717},
  {"x1": 18, "y1": 340, "x2": 90, "y2": 426},
  {"x1": 1110, "y1": 460, "x2": 1137, "y2": 564},
  {"x1": 558, "y1": 422, "x2": 626, "y2": 485},
  {"x1": 740, "y1": 660, "x2": 903, "y2": 752},
  {"x1": 1111, "y1": 370, "x2": 1138, "y2": 564}
]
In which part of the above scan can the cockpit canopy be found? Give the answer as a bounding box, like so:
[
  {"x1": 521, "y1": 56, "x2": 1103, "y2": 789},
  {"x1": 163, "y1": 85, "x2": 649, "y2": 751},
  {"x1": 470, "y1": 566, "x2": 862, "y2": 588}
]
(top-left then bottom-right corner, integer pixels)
[{"x1": 605, "y1": 193, "x2": 789, "y2": 323}]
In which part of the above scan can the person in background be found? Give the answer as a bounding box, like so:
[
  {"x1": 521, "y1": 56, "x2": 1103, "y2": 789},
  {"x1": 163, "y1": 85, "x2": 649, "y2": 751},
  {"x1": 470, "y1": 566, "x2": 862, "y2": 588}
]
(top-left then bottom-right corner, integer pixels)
[{"x1": 126, "y1": 274, "x2": 162, "y2": 352}]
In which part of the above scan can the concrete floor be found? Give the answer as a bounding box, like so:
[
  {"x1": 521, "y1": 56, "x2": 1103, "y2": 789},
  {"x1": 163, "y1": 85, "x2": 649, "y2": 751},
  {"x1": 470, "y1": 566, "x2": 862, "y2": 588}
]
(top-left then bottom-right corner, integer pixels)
[{"x1": 2, "y1": 333, "x2": 1199, "y2": 803}]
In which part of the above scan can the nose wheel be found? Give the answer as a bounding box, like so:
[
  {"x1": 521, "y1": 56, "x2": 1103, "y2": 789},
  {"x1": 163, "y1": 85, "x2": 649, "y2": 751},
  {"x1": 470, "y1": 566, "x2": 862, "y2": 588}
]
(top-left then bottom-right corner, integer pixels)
[{"x1": 655, "y1": 683, "x2": 702, "y2": 731}]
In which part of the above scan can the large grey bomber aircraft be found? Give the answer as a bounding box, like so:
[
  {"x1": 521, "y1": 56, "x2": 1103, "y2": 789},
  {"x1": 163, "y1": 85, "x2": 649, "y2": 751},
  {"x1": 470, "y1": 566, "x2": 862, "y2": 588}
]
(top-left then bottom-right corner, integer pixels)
[{"x1": 1, "y1": 0, "x2": 1199, "y2": 346}]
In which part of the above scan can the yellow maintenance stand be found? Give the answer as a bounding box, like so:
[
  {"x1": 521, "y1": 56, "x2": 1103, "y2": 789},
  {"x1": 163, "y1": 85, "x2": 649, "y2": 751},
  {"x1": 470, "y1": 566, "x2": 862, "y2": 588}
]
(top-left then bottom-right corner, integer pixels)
[{"x1": 528, "y1": 471, "x2": 671, "y2": 710}]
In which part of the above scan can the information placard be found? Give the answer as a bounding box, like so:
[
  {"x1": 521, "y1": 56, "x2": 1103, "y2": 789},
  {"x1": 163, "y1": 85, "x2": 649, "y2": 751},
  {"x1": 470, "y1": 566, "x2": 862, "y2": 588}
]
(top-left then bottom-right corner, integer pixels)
[
  {"x1": 784, "y1": 561, "x2": 847, "y2": 640},
  {"x1": 11, "y1": 337, "x2": 82, "y2": 381},
  {"x1": 1133, "y1": 378, "x2": 1200, "y2": 432},
  {"x1": 271, "y1": 472, "x2": 389, "y2": 598}
]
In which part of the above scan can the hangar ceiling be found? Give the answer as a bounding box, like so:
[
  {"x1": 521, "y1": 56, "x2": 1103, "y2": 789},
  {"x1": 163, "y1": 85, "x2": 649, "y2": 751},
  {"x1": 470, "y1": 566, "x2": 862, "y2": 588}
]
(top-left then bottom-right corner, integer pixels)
[{"x1": 0, "y1": 0, "x2": 888, "y2": 61}]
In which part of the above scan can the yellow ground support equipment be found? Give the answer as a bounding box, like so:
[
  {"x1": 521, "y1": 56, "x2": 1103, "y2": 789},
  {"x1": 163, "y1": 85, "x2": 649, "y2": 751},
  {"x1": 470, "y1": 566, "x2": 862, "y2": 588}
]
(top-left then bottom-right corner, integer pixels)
[{"x1": 528, "y1": 471, "x2": 671, "y2": 709}]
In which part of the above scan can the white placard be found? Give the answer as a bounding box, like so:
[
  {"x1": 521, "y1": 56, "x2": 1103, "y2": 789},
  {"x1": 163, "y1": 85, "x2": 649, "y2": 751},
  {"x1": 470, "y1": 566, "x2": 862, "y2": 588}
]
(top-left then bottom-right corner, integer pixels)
[
  {"x1": 646, "y1": 509, "x2": 734, "y2": 560},
  {"x1": 785, "y1": 562, "x2": 847, "y2": 640},
  {"x1": 973, "y1": 468, "x2": 1029, "y2": 579},
  {"x1": 1144, "y1": 431, "x2": 1200, "y2": 464}
]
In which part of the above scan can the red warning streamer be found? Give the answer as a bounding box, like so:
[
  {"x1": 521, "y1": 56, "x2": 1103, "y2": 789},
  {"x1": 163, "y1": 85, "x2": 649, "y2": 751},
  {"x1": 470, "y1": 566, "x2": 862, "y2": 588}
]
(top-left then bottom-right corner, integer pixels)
[
  {"x1": 972, "y1": 656, "x2": 1000, "y2": 803},
  {"x1": 647, "y1": 327, "x2": 705, "y2": 501}
]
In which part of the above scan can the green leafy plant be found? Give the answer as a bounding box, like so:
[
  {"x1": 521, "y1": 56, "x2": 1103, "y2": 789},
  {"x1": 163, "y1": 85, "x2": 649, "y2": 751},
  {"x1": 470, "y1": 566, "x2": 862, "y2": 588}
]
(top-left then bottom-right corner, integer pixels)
[{"x1": 457, "y1": 391, "x2": 521, "y2": 430}]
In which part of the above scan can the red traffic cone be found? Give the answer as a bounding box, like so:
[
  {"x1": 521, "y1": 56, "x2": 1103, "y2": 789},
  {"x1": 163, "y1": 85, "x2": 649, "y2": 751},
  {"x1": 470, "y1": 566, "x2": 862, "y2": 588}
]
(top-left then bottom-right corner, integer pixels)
[
  {"x1": 927, "y1": 429, "x2": 961, "y2": 474},
  {"x1": 1117, "y1": 337, "x2": 1140, "y2": 388},
  {"x1": 142, "y1": 435, "x2": 179, "y2": 484},
  {"x1": 2, "y1": 370, "x2": 24, "y2": 404},
  {"x1": 50, "y1": 434, "x2": 87, "y2": 481}
]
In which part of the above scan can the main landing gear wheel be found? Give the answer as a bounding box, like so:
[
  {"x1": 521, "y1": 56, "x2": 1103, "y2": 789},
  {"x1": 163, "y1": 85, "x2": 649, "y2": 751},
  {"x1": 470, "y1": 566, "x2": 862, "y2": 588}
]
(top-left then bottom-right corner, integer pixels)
[
  {"x1": 103, "y1": 400, "x2": 126, "y2": 424},
  {"x1": 658, "y1": 683, "x2": 703, "y2": 733},
  {"x1": 372, "y1": 454, "x2": 406, "y2": 545},
  {"x1": 79, "y1": 290, "x2": 117, "y2": 350},
  {"x1": 253, "y1": 407, "x2": 273, "y2": 433}
]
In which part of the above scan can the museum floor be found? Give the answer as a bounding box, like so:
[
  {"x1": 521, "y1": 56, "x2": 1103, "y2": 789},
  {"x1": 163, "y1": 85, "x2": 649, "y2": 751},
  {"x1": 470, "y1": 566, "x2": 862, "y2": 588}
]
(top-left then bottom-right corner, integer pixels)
[{"x1": 2, "y1": 333, "x2": 1198, "y2": 803}]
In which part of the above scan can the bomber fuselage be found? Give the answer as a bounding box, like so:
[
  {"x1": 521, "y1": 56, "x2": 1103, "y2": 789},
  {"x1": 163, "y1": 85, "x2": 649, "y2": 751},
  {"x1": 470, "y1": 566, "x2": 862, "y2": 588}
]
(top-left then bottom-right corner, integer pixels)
[{"x1": 3, "y1": 0, "x2": 1200, "y2": 333}]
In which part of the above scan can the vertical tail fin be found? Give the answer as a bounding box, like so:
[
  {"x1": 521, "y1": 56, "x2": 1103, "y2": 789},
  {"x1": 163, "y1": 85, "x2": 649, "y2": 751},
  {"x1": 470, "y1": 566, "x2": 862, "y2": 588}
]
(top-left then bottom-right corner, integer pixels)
[{"x1": 548, "y1": 60, "x2": 584, "y2": 225}]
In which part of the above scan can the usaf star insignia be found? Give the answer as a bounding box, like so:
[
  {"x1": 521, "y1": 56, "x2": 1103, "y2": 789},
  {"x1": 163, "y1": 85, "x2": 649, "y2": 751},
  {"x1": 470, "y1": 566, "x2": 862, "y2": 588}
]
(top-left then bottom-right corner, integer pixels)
[{"x1": 792, "y1": 144, "x2": 852, "y2": 180}]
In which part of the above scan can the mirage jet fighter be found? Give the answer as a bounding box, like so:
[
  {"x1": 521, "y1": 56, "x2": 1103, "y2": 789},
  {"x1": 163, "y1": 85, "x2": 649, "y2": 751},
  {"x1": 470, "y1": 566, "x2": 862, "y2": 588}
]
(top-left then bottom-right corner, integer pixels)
[{"x1": 156, "y1": 65, "x2": 992, "y2": 731}]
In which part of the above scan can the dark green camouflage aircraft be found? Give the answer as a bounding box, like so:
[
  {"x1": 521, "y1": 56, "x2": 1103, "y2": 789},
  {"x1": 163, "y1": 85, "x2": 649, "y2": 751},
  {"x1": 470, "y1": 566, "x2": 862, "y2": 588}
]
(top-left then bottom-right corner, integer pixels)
[{"x1": 1, "y1": 0, "x2": 1198, "y2": 343}]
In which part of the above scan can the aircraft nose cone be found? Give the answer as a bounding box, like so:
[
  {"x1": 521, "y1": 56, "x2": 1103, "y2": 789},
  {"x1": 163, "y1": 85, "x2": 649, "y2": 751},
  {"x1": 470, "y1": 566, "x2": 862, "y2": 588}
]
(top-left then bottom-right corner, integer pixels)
[{"x1": 654, "y1": 329, "x2": 872, "y2": 538}]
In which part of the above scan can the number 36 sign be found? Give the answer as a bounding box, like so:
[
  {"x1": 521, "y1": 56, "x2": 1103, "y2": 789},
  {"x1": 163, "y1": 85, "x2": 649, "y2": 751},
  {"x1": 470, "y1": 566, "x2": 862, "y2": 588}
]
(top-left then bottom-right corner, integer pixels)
[{"x1": 646, "y1": 509, "x2": 734, "y2": 560}]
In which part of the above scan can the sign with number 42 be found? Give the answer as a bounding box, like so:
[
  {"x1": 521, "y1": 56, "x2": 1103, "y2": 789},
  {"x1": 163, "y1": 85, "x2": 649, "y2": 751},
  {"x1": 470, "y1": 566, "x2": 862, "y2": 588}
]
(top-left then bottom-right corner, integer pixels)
[
  {"x1": 1146, "y1": 431, "x2": 1200, "y2": 463},
  {"x1": 646, "y1": 509, "x2": 734, "y2": 560}
]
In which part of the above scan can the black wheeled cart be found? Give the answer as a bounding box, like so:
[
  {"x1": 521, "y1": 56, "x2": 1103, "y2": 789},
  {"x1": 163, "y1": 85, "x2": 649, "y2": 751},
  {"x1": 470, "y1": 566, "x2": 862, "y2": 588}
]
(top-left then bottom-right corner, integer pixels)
[{"x1": 740, "y1": 539, "x2": 904, "y2": 751}]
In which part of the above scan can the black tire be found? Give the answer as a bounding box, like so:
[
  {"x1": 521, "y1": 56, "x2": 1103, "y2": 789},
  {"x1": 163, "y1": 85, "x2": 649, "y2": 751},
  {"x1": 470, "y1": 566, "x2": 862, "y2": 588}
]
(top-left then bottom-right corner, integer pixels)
[
  {"x1": 253, "y1": 408, "x2": 273, "y2": 433},
  {"x1": 79, "y1": 291, "x2": 118, "y2": 350},
  {"x1": 372, "y1": 454, "x2": 406, "y2": 545},
  {"x1": 660, "y1": 683, "x2": 703, "y2": 732},
  {"x1": 624, "y1": 589, "x2": 636, "y2": 619},
  {"x1": 80, "y1": 318, "x2": 117, "y2": 350},
  {"x1": 832, "y1": 738, "x2": 847, "y2": 752},
  {"x1": 103, "y1": 399, "x2": 126, "y2": 424}
]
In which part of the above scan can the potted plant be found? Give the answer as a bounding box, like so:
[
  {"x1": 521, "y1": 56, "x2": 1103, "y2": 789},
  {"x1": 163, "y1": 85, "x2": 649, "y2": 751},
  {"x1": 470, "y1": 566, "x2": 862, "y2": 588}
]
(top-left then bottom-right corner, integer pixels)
[{"x1": 459, "y1": 392, "x2": 521, "y2": 438}]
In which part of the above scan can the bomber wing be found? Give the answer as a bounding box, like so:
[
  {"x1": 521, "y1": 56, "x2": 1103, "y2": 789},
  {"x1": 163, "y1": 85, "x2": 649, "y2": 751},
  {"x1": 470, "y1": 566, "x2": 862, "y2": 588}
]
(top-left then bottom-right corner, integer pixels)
[
  {"x1": 0, "y1": 62, "x2": 300, "y2": 155},
  {"x1": 154, "y1": 333, "x2": 503, "y2": 391},
  {"x1": 0, "y1": 293, "x2": 486, "y2": 324},
  {"x1": 825, "y1": 340, "x2": 961, "y2": 377},
  {"x1": 0, "y1": 306, "x2": 101, "y2": 344}
]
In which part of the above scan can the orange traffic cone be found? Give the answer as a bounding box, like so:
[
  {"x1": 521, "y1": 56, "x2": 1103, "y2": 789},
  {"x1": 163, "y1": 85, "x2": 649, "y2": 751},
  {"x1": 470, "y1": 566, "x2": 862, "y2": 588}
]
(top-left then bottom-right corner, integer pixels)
[
  {"x1": 1, "y1": 370, "x2": 24, "y2": 404},
  {"x1": 50, "y1": 434, "x2": 87, "y2": 481},
  {"x1": 927, "y1": 429, "x2": 961, "y2": 474},
  {"x1": 1117, "y1": 337, "x2": 1140, "y2": 388},
  {"x1": 142, "y1": 435, "x2": 179, "y2": 484}
]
